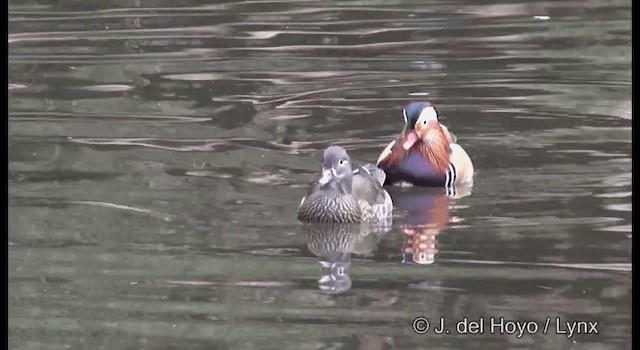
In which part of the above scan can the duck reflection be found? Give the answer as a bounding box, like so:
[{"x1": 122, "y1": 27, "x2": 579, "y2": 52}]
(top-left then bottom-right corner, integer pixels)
[
  {"x1": 303, "y1": 222, "x2": 391, "y2": 294},
  {"x1": 390, "y1": 186, "x2": 472, "y2": 265}
]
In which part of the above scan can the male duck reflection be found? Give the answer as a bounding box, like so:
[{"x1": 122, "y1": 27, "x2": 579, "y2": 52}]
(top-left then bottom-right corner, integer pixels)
[
  {"x1": 297, "y1": 146, "x2": 393, "y2": 224},
  {"x1": 392, "y1": 186, "x2": 471, "y2": 265},
  {"x1": 377, "y1": 102, "x2": 474, "y2": 187}
]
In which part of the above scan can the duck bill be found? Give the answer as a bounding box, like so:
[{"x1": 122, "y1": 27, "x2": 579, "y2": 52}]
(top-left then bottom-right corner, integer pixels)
[
  {"x1": 402, "y1": 131, "x2": 420, "y2": 150},
  {"x1": 318, "y1": 168, "x2": 334, "y2": 185}
]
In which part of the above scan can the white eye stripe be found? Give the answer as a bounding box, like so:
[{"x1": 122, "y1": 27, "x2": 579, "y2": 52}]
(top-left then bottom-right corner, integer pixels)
[
  {"x1": 402, "y1": 109, "x2": 408, "y2": 124},
  {"x1": 417, "y1": 106, "x2": 438, "y2": 124}
]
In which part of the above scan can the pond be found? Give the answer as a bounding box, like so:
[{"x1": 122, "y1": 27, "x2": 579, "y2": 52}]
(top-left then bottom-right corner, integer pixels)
[{"x1": 9, "y1": 0, "x2": 631, "y2": 349}]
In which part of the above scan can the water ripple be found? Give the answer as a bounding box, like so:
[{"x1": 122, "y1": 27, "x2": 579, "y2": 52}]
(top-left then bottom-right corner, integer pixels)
[
  {"x1": 9, "y1": 0, "x2": 631, "y2": 348},
  {"x1": 67, "y1": 136, "x2": 315, "y2": 153}
]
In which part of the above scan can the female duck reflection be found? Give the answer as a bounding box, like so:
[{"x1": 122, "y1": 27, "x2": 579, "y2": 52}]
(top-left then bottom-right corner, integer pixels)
[
  {"x1": 302, "y1": 186, "x2": 471, "y2": 293},
  {"x1": 303, "y1": 223, "x2": 390, "y2": 294},
  {"x1": 394, "y1": 186, "x2": 472, "y2": 265}
]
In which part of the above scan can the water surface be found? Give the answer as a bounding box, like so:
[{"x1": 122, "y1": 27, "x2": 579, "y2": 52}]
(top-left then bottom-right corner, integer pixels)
[{"x1": 9, "y1": 0, "x2": 631, "y2": 349}]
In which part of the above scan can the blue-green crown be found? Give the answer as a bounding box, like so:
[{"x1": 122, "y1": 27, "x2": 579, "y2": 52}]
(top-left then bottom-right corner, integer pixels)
[{"x1": 403, "y1": 102, "x2": 436, "y2": 130}]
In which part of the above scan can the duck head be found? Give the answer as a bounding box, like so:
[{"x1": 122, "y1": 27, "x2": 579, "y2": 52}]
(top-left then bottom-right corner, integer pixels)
[
  {"x1": 380, "y1": 102, "x2": 452, "y2": 174},
  {"x1": 400, "y1": 102, "x2": 443, "y2": 149},
  {"x1": 318, "y1": 146, "x2": 353, "y2": 193}
]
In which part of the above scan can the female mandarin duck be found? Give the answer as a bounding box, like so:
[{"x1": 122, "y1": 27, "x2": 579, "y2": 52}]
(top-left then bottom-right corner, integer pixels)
[
  {"x1": 297, "y1": 146, "x2": 393, "y2": 224},
  {"x1": 376, "y1": 102, "x2": 474, "y2": 187}
]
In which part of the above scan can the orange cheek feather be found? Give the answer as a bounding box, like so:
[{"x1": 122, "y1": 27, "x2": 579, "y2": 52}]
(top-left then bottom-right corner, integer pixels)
[
  {"x1": 379, "y1": 125, "x2": 452, "y2": 175},
  {"x1": 415, "y1": 123, "x2": 452, "y2": 175}
]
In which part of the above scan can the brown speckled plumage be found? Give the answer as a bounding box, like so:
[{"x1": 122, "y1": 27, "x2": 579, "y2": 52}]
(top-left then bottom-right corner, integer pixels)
[
  {"x1": 297, "y1": 193, "x2": 362, "y2": 223},
  {"x1": 297, "y1": 146, "x2": 393, "y2": 224}
]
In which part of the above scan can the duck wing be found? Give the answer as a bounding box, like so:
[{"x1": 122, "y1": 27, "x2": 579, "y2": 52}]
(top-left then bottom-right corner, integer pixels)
[
  {"x1": 354, "y1": 163, "x2": 386, "y2": 185},
  {"x1": 351, "y1": 165, "x2": 393, "y2": 221}
]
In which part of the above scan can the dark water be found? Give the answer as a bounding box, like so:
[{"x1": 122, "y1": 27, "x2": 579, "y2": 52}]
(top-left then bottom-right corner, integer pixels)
[{"x1": 9, "y1": 0, "x2": 631, "y2": 349}]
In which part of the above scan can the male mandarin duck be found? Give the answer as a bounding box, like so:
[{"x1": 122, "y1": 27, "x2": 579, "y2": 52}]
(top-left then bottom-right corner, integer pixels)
[
  {"x1": 297, "y1": 146, "x2": 393, "y2": 224},
  {"x1": 376, "y1": 102, "x2": 474, "y2": 187}
]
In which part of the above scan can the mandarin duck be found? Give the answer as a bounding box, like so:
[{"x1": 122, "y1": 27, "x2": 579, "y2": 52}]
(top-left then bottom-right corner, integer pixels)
[
  {"x1": 377, "y1": 102, "x2": 474, "y2": 187},
  {"x1": 297, "y1": 146, "x2": 393, "y2": 224}
]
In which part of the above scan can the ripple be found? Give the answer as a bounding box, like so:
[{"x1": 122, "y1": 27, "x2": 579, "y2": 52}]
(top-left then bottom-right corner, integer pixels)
[
  {"x1": 9, "y1": 83, "x2": 27, "y2": 90},
  {"x1": 165, "y1": 280, "x2": 299, "y2": 287},
  {"x1": 600, "y1": 173, "x2": 632, "y2": 188},
  {"x1": 269, "y1": 114, "x2": 310, "y2": 121},
  {"x1": 595, "y1": 192, "x2": 631, "y2": 198},
  {"x1": 448, "y1": 259, "x2": 631, "y2": 272},
  {"x1": 9, "y1": 111, "x2": 212, "y2": 123},
  {"x1": 604, "y1": 203, "x2": 631, "y2": 212},
  {"x1": 65, "y1": 200, "x2": 174, "y2": 219},
  {"x1": 599, "y1": 224, "x2": 631, "y2": 233},
  {"x1": 8, "y1": 25, "x2": 229, "y2": 43},
  {"x1": 164, "y1": 72, "x2": 284, "y2": 83},
  {"x1": 478, "y1": 215, "x2": 623, "y2": 228},
  {"x1": 67, "y1": 136, "x2": 314, "y2": 153},
  {"x1": 244, "y1": 172, "x2": 291, "y2": 185},
  {"x1": 79, "y1": 84, "x2": 134, "y2": 92},
  {"x1": 8, "y1": 1, "x2": 632, "y2": 348},
  {"x1": 238, "y1": 40, "x2": 436, "y2": 53}
]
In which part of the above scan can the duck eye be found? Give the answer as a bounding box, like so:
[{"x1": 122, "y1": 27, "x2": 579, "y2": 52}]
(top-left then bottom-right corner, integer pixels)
[
  {"x1": 338, "y1": 160, "x2": 345, "y2": 166},
  {"x1": 423, "y1": 120, "x2": 428, "y2": 124}
]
